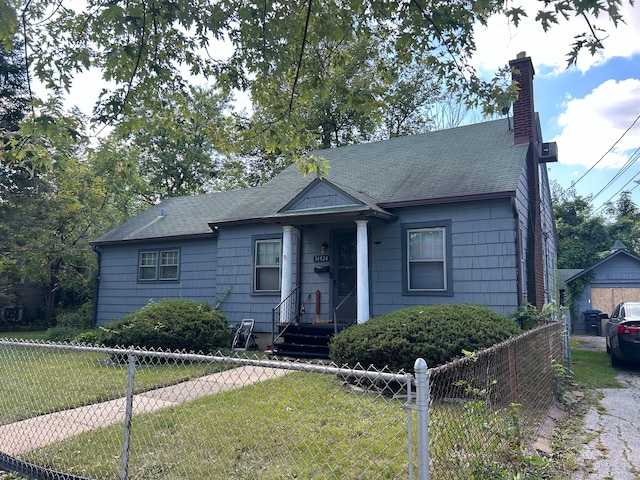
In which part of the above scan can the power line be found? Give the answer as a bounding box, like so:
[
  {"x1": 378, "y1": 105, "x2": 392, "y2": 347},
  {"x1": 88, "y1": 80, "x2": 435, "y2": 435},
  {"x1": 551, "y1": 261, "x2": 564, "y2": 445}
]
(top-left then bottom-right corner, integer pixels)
[
  {"x1": 591, "y1": 145, "x2": 640, "y2": 202},
  {"x1": 574, "y1": 113, "x2": 640, "y2": 189},
  {"x1": 556, "y1": 113, "x2": 640, "y2": 202}
]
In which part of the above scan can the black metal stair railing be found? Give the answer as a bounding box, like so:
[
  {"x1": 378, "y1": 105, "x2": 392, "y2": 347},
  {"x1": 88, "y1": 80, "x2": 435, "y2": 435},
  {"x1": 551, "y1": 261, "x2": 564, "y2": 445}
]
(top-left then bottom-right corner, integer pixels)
[
  {"x1": 271, "y1": 285, "x2": 300, "y2": 351},
  {"x1": 333, "y1": 287, "x2": 357, "y2": 333}
]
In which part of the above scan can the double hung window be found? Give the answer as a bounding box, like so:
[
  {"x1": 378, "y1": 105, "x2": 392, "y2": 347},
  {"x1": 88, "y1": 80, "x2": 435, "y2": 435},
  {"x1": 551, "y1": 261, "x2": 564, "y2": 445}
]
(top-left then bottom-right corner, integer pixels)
[
  {"x1": 403, "y1": 221, "x2": 451, "y2": 294},
  {"x1": 407, "y1": 227, "x2": 446, "y2": 291},
  {"x1": 254, "y1": 239, "x2": 281, "y2": 292},
  {"x1": 138, "y1": 249, "x2": 180, "y2": 281}
]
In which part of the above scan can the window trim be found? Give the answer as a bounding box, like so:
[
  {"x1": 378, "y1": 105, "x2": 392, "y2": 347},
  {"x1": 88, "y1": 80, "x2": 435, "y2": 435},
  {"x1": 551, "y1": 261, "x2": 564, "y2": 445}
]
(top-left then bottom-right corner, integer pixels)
[
  {"x1": 137, "y1": 248, "x2": 180, "y2": 282},
  {"x1": 253, "y1": 236, "x2": 282, "y2": 294},
  {"x1": 402, "y1": 221, "x2": 453, "y2": 296}
]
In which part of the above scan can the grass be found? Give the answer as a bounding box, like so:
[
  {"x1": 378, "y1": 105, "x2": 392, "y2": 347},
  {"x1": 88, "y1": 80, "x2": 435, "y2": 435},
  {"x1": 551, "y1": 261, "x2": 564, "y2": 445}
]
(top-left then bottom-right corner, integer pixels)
[
  {"x1": 0, "y1": 330, "x2": 49, "y2": 340},
  {"x1": 570, "y1": 349, "x2": 622, "y2": 389},
  {"x1": 0, "y1": 345, "x2": 226, "y2": 424},
  {"x1": 2, "y1": 344, "x2": 541, "y2": 479},
  {"x1": 541, "y1": 342, "x2": 625, "y2": 480},
  {"x1": 2, "y1": 338, "x2": 616, "y2": 480},
  {"x1": 20, "y1": 372, "x2": 412, "y2": 479}
]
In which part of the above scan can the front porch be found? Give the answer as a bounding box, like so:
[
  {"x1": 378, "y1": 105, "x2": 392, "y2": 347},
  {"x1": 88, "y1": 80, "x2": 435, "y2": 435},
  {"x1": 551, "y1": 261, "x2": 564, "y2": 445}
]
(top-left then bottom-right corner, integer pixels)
[{"x1": 269, "y1": 286, "x2": 356, "y2": 359}]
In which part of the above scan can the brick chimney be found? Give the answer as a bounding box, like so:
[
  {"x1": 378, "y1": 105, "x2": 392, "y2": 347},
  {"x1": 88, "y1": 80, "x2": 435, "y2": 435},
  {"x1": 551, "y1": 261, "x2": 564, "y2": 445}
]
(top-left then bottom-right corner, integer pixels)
[
  {"x1": 509, "y1": 52, "x2": 537, "y2": 146},
  {"x1": 509, "y1": 51, "x2": 545, "y2": 310}
]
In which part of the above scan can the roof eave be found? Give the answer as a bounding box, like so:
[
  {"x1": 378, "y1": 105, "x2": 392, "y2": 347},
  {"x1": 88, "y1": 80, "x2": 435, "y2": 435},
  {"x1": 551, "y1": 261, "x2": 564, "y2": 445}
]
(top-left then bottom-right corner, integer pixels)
[
  {"x1": 379, "y1": 190, "x2": 516, "y2": 209},
  {"x1": 210, "y1": 208, "x2": 397, "y2": 229},
  {"x1": 91, "y1": 231, "x2": 217, "y2": 247},
  {"x1": 566, "y1": 249, "x2": 640, "y2": 283}
]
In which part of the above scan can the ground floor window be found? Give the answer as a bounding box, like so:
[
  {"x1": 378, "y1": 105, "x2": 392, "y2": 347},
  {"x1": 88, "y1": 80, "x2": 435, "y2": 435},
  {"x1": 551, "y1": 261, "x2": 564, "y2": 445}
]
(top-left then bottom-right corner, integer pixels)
[
  {"x1": 254, "y1": 239, "x2": 281, "y2": 292},
  {"x1": 403, "y1": 221, "x2": 452, "y2": 294},
  {"x1": 138, "y1": 249, "x2": 180, "y2": 281}
]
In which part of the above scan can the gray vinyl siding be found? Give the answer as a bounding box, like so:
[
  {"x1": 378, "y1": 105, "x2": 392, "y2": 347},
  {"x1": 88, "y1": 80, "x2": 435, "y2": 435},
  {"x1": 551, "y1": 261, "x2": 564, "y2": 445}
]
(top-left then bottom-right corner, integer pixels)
[
  {"x1": 215, "y1": 224, "x2": 295, "y2": 332},
  {"x1": 95, "y1": 238, "x2": 217, "y2": 325},
  {"x1": 369, "y1": 199, "x2": 519, "y2": 317},
  {"x1": 516, "y1": 164, "x2": 530, "y2": 297},
  {"x1": 287, "y1": 181, "x2": 359, "y2": 210}
]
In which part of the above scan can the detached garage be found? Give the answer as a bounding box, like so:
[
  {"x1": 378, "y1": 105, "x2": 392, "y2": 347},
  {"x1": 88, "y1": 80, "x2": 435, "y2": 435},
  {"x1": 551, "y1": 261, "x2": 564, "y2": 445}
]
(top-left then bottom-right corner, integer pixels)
[{"x1": 566, "y1": 241, "x2": 640, "y2": 335}]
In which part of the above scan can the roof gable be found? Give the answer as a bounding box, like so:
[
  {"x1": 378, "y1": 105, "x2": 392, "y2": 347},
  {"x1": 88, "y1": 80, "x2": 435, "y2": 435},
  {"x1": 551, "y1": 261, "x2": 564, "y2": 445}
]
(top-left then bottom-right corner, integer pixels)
[
  {"x1": 567, "y1": 249, "x2": 640, "y2": 283},
  {"x1": 282, "y1": 178, "x2": 364, "y2": 213}
]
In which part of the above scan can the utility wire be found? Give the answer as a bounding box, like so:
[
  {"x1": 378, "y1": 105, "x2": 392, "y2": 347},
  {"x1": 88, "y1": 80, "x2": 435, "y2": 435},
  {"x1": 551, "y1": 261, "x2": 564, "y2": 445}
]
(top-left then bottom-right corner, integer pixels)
[
  {"x1": 556, "y1": 113, "x2": 640, "y2": 201},
  {"x1": 591, "y1": 145, "x2": 640, "y2": 202}
]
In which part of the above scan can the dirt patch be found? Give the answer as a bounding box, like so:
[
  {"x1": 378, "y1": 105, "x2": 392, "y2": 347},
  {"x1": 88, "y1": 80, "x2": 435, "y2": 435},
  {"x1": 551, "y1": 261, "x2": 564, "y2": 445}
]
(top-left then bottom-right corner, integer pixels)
[{"x1": 572, "y1": 334, "x2": 606, "y2": 352}]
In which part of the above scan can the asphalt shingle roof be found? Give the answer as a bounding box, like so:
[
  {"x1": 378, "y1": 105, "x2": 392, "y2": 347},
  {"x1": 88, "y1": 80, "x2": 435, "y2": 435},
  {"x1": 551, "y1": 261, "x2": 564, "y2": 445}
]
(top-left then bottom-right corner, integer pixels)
[{"x1": 92, "y1": 118, "x2": 528, "y2": 245}]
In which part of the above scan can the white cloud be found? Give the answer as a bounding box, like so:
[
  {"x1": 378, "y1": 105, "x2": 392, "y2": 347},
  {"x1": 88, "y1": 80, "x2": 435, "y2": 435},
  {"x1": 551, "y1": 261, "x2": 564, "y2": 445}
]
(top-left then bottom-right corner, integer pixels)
[
  {"x1": 552, "y1": 78, "x2": 640, "y2": 169},
  {"x1": 472, "y1": 2, "x2": 640, "y2": 74}
]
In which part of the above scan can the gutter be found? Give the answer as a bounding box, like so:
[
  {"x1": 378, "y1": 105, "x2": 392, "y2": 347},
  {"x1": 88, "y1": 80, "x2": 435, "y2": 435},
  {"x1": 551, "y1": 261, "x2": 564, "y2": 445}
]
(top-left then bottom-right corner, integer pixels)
[{"x1": 379, "y1": 190, "x2": 516, "y2": 209}]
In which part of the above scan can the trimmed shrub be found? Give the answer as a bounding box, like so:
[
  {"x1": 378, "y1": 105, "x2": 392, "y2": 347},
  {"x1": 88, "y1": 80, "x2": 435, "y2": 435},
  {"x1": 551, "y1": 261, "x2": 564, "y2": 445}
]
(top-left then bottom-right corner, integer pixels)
[
  {"x1": 95, "y1": 299, "x2": 230, "y2": 353},
  {"x1": 329, "y1": 304, "x2": 521, "y2": 372}
]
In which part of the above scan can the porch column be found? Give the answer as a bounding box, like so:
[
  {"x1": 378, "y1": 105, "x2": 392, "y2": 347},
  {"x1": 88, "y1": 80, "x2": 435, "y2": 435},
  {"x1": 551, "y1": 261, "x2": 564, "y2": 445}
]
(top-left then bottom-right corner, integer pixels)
[
  {"x1": 356, "y1": 220, "x2": 370, "y2": 323},
  {"x1": 280, "y1": 225, "x2": 294, "y2": 305}
]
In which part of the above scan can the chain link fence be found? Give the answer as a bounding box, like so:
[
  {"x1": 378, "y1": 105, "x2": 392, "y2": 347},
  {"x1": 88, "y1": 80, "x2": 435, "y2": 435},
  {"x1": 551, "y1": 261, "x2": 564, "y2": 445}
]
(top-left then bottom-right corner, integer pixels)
[
  {"x1": 428, "y1": 321, "x2": 566, "y2": 478},
  {"x1": 0, "y1": 321, "x2": 565, "y2": 480}
]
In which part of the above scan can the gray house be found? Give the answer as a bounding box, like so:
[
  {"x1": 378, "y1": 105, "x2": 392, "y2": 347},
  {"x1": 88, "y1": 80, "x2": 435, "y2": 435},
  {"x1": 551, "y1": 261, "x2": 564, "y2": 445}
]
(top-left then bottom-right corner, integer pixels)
[
  {"x1": 566, "y1": 241, "x2": 640, "y2": 335},
  {"x1": 91, "y1": 52, "x2": 558, "y2": 356}
]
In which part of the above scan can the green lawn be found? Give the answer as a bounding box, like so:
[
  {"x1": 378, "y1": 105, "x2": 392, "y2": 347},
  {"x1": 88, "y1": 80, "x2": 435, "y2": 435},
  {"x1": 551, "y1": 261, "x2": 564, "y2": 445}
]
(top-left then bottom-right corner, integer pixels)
[
  {"x1": 1, "y1": 341, "x2": 601, "y2": 479},
  {"x1": 570, "y1": 349, "x2": 622, "y2": 389},
  {"x1": 19, "y1": 372, "x2": 412, "y2": 480},
  {"x1": 0, "y1": 330, "x2": 49, "y2": 340},
  {"x1": 0, "y1": 345, "x2": 225, "y2": 424}
]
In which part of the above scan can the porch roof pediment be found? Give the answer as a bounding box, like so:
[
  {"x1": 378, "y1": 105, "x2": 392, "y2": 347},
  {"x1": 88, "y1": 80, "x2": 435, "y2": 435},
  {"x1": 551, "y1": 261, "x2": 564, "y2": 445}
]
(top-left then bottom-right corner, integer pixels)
[
  {"x1": 272, "y1": 178, "x2": 395, "y2": 224},
  {"x1": 281, "y1": 178, "x2": 365, "y2": 212}
]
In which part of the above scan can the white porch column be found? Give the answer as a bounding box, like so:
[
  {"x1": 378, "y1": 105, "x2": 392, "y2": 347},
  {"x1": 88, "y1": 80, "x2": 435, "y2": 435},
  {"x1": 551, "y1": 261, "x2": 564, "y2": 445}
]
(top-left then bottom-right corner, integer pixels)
[
  {"x1": 356, "y1": 220, "x2": 370, "y2": 323},
  {"x1": 280, "y1": 225, "x2": 294, "y2": 306}
]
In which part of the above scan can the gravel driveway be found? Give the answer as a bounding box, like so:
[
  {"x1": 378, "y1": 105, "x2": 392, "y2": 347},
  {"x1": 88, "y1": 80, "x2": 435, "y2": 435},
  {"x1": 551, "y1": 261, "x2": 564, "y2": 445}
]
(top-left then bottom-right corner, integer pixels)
[{"x1": 571, "y1": 335, "x2": 640, "y2": 480}]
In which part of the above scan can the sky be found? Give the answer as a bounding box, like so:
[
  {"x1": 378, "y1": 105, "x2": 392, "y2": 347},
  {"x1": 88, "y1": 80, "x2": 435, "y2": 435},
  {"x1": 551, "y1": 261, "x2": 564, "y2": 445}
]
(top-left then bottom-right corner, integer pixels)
[{"x1": 471, "y1": 1, "x2": 640, "y2": 215}]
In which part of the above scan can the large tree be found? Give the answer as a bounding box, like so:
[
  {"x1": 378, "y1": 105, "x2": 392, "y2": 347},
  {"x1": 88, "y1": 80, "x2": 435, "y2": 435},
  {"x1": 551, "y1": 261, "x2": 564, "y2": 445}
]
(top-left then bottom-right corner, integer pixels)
[
  {"x1": 603, "y1": 191, "x2": 640, "y2": 253},
  {"x1": 243, "y1": 20, "x2": 446, "y2": 173},
  {"x1": 100, "y1": 86, "x2": 240, "y2": 201},
  {"x1": 0, "y1": 98, "x2": 115, "y2": 326},
  {"x1": 550, "y1": 182, "x2": 640, "y2": 270},
  {"x1": 0, "y1": 0, "x2": 631, "y2": 174}
]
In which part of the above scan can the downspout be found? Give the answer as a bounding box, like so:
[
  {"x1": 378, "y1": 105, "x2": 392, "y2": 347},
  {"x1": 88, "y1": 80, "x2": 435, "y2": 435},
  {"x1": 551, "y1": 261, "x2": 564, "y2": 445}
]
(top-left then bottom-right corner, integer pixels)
[
  {"x1": 511, "y1": 196, "x2": 524, "y2": 308},
  {"x1": 91, "y1": 245, "x2": 101, "y2": 328}
]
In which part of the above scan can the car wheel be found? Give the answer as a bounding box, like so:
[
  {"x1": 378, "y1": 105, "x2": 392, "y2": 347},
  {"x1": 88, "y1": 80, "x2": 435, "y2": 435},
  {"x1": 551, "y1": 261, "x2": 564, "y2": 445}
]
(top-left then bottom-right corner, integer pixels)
[{"x1": 610, "y1": 350, "x2": 621, "y2": 367}]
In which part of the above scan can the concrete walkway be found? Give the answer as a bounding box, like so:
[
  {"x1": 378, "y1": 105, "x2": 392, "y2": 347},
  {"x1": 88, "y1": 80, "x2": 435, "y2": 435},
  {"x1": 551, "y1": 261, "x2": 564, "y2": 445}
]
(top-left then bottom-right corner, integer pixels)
[
  {"x1": 0, "y1": 365, "x2": 288, "y2": 456},
  {"x1": 571, "y1": 335, "x2": 640, "y2": 480}
]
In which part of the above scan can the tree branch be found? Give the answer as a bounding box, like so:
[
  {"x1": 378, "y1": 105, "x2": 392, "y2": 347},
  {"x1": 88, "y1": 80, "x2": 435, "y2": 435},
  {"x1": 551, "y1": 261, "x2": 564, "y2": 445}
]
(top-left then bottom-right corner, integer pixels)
[{"x1": 288, "y1": 0, "x2": 313, "y2": 115}]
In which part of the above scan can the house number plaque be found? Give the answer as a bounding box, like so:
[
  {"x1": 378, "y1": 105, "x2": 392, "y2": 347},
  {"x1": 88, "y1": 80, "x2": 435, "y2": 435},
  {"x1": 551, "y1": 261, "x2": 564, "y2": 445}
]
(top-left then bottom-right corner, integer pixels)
[{"x1": 313, "y1": 255, "x2": 329, "y2": 263}]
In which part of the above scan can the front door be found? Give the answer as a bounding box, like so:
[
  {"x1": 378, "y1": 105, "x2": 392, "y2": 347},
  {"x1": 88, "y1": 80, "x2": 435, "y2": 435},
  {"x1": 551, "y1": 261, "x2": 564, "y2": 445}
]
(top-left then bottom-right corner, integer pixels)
[{"x1": 332, "y1": 232, "x2": 357, "y2": 323}]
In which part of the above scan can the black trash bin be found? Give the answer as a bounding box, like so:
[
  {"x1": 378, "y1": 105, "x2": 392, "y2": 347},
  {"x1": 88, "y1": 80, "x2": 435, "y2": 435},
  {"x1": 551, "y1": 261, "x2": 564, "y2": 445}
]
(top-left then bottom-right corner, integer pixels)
[{"x1": 583, "y1": 309, "x2": 602, "y2": 336}]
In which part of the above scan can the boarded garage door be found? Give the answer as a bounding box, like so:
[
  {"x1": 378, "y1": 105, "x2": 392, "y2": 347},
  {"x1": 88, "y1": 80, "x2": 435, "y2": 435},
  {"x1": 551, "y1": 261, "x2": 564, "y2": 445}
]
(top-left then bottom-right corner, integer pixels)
[{"x1": 590, "y1": 288, "x2": 640, "y2": 316}]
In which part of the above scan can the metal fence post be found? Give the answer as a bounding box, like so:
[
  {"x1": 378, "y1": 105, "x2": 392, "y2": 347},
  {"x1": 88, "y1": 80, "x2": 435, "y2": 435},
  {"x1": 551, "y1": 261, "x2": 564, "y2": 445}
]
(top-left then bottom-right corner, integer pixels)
[
  {"x1": 121, "y1": 352, "x2": 136, "y2": 480},
  {"x1": 414, "y1": 358, "x2": 430, "y2": 480}
]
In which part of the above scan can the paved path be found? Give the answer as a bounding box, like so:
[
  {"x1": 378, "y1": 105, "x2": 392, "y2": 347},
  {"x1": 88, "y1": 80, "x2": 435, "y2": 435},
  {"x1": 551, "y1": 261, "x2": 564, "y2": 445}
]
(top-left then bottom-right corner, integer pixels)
[
  {"x1": 571, "y1": 335, "x2": 640, "y2": 480},
  {"x1": 0, "y1": 365, "x2": 288, "y2": 456}
]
